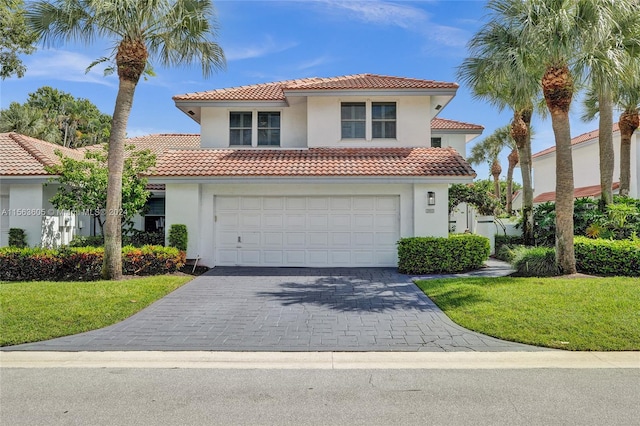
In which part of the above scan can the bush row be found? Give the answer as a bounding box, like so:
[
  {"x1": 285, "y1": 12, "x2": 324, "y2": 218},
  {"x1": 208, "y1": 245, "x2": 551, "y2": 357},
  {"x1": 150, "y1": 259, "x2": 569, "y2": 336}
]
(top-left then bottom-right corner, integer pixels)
[
  {"x1": 397, "y1": 234, "x2": 490, "y2": 274},
  {"x1": 498, "y1": 237, "x2": 640, "y2": 277},
  {"x1": 69, "y1": 231, "x2": 165, "y2": 248},
  {"x1": 574, "y1": 236, "x2": 640, "y2": 277},
  {"x1": 0, "y1": 246, "x2": 186, "y2": 281}
]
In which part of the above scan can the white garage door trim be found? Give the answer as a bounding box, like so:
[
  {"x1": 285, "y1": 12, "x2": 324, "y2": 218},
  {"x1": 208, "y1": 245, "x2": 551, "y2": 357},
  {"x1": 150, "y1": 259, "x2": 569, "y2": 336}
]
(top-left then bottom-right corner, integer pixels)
[{"x1": 214, "y1": 195, "x2": 400, "y2": 267}]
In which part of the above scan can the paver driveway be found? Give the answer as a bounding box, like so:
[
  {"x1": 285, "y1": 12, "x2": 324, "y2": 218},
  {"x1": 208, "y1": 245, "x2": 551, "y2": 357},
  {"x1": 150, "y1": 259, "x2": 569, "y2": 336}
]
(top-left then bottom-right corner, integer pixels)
[{"x1": 3, "y1": 267, "x2": 545, "y2": 352}]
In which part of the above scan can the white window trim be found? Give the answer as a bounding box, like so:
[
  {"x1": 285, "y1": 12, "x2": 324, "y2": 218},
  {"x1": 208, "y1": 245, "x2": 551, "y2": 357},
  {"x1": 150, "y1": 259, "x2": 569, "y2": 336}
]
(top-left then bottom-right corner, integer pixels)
[
  {"x1": 340, "y1": 100, "x2": 398, "y2": 142},
  {"x1": 228, "y1": 109, "x2": 283, "y2": 147}
]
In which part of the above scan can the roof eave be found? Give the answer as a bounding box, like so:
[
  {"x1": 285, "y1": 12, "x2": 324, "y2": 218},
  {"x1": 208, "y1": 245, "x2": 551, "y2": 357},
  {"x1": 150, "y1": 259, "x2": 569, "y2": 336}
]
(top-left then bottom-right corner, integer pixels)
[
  {"x1": 283, "y1": 88, "x2": 458, "y2": 97},
  {"x1": 147, "y1": 175, "x2": 475, "y2": 185}
]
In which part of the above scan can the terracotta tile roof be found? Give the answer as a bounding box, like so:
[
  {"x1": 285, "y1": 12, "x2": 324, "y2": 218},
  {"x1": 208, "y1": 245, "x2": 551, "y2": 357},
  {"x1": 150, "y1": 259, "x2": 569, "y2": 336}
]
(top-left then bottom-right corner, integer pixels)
[
  {"x1": 173, "y1": 74, "x2": 458, "y2": 101},
  {"x1": 431, "y1": 117, "x2": 484, "y2": 131},
  {"x1": 533, "y1": 182, "x2": 620, "y2": 203},
  {"x1": 149, "y1": 147, "x2": 475, "y2": 178},
  {"x1": 0, "y1": 132, "x2": 84, "y2": 176},
  {"x1": 532, "y1": 123, "x2": 621, "y2": 158},
  {"x1": 122, "y1": 134, "x2": 200, "y2": 156}
]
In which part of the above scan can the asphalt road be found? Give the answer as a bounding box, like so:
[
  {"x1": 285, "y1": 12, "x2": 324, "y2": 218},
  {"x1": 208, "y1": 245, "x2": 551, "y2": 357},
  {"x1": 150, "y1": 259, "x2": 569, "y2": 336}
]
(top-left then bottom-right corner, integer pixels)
[{"x1": 2, "y1": 367, "x2": 639, "y2": 425}]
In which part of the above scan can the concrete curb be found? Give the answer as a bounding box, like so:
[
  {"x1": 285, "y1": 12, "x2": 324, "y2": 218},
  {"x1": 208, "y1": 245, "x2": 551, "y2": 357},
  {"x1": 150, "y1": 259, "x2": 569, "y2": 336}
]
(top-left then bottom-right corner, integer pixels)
[{"x1": 2, "y1": 351, "x2": 638, "y2": 369}]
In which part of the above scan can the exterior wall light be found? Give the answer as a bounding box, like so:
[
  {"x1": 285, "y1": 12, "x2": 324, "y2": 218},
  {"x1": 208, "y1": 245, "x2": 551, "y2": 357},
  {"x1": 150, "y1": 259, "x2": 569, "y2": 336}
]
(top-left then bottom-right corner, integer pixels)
[{"x1": 427, "y1": 191, "x2": 436, "y2": 206}]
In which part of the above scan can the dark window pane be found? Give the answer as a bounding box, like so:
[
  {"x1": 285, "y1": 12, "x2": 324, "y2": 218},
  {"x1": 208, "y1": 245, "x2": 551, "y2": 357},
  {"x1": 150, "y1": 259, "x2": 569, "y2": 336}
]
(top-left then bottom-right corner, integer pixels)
[
  {"x1": 372, "y1": 122, "x2": 382, "y2": 138},
  {"x1": 385, "y1": 121, "x2": 396, "y2": 138},
  {"x1": 242, "y1": 113, "x2": 252, "y2": 127},
  {"x1": 230, "y1": 113, "x2": 241, "y2": 128},
  {"x1": 230, "y1": 129, "x2": 240, "y2": 145},
  {"x1": 431, "y1": 137, "x2": 442, "y2": 148}
]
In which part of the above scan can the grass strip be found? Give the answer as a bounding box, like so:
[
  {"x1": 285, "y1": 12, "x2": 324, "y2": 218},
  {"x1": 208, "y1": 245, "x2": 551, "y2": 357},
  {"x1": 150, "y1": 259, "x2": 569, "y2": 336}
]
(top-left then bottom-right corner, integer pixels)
[
  {"x1": 0, "y1": 275, "x2": 192, "y2": 346},
  {"x1": 415, "y1": 276, "x2": 640, "y2": 351}
]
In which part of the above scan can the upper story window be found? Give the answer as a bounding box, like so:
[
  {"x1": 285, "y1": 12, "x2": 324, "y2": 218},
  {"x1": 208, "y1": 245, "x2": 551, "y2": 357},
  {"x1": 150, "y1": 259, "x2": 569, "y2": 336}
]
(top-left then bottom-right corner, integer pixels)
[
  {"x1": 230, "y1": 111, "x2": 281, "y2": 147},
  {"x1": 431, "y1": 137, "x2": 442, "y2": 148},
  {"x1": 341, "y1": 102, "x2": 366, "y2": 139},
  {"x1": 372, "y1": 102, "x2": 396, "y2": 139},
  {"x1": 258, "y1": 112, "x2": 281, "y2": 146},
  {"x1": 230, "y1": 112, "x2": 252, "y2": 146}
]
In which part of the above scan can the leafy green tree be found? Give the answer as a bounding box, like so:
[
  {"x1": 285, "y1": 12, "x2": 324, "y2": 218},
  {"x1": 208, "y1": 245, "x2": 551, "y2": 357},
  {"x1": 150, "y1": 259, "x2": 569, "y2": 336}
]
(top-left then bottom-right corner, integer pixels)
[
  {"x1": 0, "y1": 0, "x2": 37, "y2": 79},
  {"x1": 0, "y1": 86, "x2": 111, "y2": 146},
  {"x1": 45, "y1": 145, "x2": 156, "y2": 236},
  {"x1": 27, "y1": 0, "x2": 226, "y2": 279},
  {"x1": 473, "y1": 179, "x2": 523, "y2": 214}
]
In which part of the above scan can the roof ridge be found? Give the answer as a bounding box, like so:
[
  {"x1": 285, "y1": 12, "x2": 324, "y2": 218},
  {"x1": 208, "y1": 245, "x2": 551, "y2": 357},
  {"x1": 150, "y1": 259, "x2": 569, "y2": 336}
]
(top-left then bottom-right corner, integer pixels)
[
  {"x1": 532, "y1": 122, "x2": 621, "y2": 157},
  {"x1": 9, "y1": 133, "x2": 61, "y2": 168}
]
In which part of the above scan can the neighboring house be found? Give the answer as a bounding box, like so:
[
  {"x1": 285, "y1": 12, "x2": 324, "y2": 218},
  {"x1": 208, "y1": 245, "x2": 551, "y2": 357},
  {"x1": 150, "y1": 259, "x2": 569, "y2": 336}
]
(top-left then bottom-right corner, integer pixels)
[
  {"x1": 532, "y1": 123, "x2": 639, "y2": 203},
  {"x1": 1, "y1": 73, "x2": 484, "y2": 267}
]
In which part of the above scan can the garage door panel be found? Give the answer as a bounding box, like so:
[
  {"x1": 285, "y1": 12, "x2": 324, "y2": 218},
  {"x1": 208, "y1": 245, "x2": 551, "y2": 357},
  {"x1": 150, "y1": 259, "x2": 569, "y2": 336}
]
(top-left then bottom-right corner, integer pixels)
[
  {"x1": 215, "y1": 195, "x2": 399, "y2": 267},
  {"x1": 263, "y1": 232, "x2": 283, "y2": 246}
]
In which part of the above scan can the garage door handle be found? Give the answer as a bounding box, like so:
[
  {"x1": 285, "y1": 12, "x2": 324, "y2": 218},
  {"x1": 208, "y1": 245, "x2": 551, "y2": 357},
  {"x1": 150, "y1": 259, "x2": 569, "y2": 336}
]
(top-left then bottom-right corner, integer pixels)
[{"x1": 238, "y1": 236, "x2": 241, "y2": 243}]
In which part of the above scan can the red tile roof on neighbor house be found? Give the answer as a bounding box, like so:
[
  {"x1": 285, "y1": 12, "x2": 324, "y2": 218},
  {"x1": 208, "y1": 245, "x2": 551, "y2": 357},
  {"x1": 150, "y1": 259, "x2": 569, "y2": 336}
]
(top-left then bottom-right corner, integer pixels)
[
  {"x1": 0, "y1": 132, "x2": 84, "y2": 176},
  {"x1": 431, "y1": 117, "x2": 484, "y2": 131},
  {"x1": 173, "y1": 74, "x2": 459, "y2": 101},
  {"x1": 532, "y1": 123, "x2": 621, "y2": 158},
  {"x1": 149, "y1": 147, "x2": 476, "y2": 178},
  {"x1": 533, "y1": 182, "x2": 621, "y2": 203}
]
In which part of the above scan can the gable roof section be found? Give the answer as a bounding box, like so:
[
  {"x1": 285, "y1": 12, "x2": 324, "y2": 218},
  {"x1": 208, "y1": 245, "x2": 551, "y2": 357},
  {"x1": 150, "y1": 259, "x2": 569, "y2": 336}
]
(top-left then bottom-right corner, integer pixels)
[
  {"x1": 173, "y1": 74, "x2": 458, "y2": 102},
  {"x1": 0, "y1": 132, "x2": 83, "y2": 176},
  {"x1": 532, "y1": 123, "x2": 621, "y2": 159},
  {"x1": 120, "y1": 133, "x2": 200, "y2": 155},
  {"x1": 149, "y1": 147, "x2": 475, "y2": 178},
  {"x1": 533, "y1": 182, "x2": 621, "y2": 203}
]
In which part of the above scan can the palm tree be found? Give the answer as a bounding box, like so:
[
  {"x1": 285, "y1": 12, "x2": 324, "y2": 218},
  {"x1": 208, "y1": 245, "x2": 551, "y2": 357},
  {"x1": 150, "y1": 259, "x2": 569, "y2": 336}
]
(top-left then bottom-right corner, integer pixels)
[
  {"x1": 468, "y1": 126, "x2": 519, "y2": 213},
  {"x1": 458, "y1": 10, "x2": 539, "y2": 244},
  {"x1": 0, "y1": 101, "x2": 61, "y2": 142},
  {"x1": 618, "y1": 91, "x2": 640, "y2": 196},
  {"x1": 486, "y1": 0, "x2": 629, "y2": 274},
  {"x1": 27, "y1": 0, "x2": 225, "y2": 279}
]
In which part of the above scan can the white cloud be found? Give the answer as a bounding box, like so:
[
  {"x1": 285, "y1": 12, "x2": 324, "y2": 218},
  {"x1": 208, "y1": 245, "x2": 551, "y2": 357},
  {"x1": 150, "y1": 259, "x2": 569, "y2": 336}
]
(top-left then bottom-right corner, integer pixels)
[
  {"x1": 24, "y1": 49, "x2": 116, "y2": 86},
  {"x1": 296, "y1": 55, "x2": 333, "y2": 71},
  {"x1": 320, "y1": 0, "x2": 429, "y2": 29},
  {"x1": 224, "y1": 36, "x2": 299, "y2": 61}
]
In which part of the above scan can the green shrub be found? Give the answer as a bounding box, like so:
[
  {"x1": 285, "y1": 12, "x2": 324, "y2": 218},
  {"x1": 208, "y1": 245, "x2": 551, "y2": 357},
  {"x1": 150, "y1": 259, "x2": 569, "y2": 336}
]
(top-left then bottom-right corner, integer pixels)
[
  {"x1": 511, "y1": 246, "x2": 560, "y2": 277},
  {"x1": 168, "y1": 224, "x2": 188, "y2": 251},
  {"x1": 495, "y1": 244, "x2": 527, "y2": 263},
  {"x1": 575, "y1": 236, "x2": 640, "y2": 276},
  {"x1": 123, "y1": 230, "x2": 164, "y2": 247},
  {"x1": 0, "y1": 245, "x2": 185, "y2": 281},
  {"x1": 495, "y1": 234, "x2": 524, "y2": 249},
  {"x1": 8, "y1": 228, "x2": 27, "y2": 248},
  {"x1": 397, "y1": 234, "x2": 490, "y2": 274},
  {"x1": 69, "y1": 235, "x2": 104, "y2": 247}
]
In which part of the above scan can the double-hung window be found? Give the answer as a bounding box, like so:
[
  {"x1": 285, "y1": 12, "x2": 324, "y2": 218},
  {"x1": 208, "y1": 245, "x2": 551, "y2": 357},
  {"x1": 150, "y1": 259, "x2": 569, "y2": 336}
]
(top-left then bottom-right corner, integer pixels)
[
  {"x1": 341, "y1": 102, "x2": 366, "y2": 139},
  {"x1": 372, "y1": 102, "x2": 396, "y2": 139},
  {"x1": 258, "y1": 112, "x2": 281, "y2": 146},
  {"x1": 230, "y1": 111, "x2": 281, "y2": 146},
  {"x1": 229, "y1": 112, "x2": 252, "y2": 146}
]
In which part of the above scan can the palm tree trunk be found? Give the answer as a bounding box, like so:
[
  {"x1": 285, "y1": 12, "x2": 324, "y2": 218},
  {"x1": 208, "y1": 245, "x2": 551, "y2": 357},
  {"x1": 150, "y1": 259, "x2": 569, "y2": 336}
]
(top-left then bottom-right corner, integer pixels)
[
  {"x1": 511, "y1": 108, "x2": 534, "y2": 245},
  {"x1": 598, "y1": 92, "x2": 614, "y2": 206},
  {"x1": 619, "y1": 110, "x2": 639, "y2": 196},
  {"x1": 506, "y1": 148, "x2": 519, "y2": 215},
  {"x1": 102, "y1": 78, "x2": 137, "y2": 280},
  {"x1": 542, "y1": 65, "x2": 576, "y2": 275}
]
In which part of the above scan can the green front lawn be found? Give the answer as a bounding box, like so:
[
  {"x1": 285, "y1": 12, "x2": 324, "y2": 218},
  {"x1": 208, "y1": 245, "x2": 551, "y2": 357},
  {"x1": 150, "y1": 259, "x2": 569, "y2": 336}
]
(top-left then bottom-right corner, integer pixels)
[
  {"x1": 0, "y1": 276, "x2": 192, "y2": 346},
  {"x1": 415, "y1": 276, "x2": 640, "y2": 351}
]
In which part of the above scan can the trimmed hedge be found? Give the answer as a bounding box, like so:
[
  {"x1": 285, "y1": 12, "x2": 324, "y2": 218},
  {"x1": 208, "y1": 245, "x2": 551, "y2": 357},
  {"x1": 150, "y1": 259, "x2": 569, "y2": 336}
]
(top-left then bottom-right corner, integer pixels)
[
  {"x1": 8, "y1": 228, "x2": 27, "y2": 248},
  {"x1": 0, "y1": 245, "x2": 185, "y2": 281},
  {"x1": 168, "y1": 224, "x2": 188, "y2": 251},
  {"x1": 495, "y1": 234, "x2": 524, "y2": 249},
  {"x1": 575, "y1": 236, "x2": 640, "y2": 276},
  {"x1": 397, "y1": 234, "x2": 490, "y2": 274}
]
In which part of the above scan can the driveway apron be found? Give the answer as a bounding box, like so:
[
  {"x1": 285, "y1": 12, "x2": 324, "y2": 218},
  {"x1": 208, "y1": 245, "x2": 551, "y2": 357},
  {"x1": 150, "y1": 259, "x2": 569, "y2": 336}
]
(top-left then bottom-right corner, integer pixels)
[{"x1": 3, "y1": 267, "x2": 545, "y2": 352}]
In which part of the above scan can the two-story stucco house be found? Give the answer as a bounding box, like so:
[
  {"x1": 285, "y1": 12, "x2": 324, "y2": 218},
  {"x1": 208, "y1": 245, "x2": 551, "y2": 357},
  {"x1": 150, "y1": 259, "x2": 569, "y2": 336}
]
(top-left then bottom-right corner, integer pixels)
[
  {"x1": 532, "y1": 123, "x2": 639, "y2": 203},
  {"x1": 1, "y1": 74, "x2": 484, "y2": 266}
]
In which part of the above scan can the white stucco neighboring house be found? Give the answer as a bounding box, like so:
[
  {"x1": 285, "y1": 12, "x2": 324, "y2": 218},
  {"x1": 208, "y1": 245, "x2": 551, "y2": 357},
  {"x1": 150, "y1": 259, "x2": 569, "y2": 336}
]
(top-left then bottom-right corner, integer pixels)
[
  {"x1": 532, "y1": 123, "x2": 639, "y2": 203},
  {"x1": 1, "y1": 73, "x2": 485, "y2": 267}
]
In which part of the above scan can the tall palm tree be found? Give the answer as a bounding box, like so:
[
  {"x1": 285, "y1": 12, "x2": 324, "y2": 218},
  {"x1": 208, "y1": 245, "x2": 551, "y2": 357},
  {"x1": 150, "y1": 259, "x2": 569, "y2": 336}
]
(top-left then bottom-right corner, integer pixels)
[
  {"x1": 27, "y1": 0, "x2": 225, "y2": 279},
  {"x1": 618, "y1": 91, "x2": 640, "y2": 196},
  {"x1": 0, "y1": 102, "x2": 61, "y2": 142},
  {"x1": 488, "y1": 0, "x2": 628, "y2": 274},
  {"x1": 468, "y1": 126, "x2": 519, "y2": 213},
  {"x1": 458, "y1": 10, "x2": 540, "y2": 244}
]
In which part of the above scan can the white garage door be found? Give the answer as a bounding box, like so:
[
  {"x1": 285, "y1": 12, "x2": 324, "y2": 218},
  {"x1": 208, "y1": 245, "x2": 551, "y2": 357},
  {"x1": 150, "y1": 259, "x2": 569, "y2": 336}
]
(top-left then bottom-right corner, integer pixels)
[{"x1": 215, "y1": 196, "x2": 400, "y2": 267}]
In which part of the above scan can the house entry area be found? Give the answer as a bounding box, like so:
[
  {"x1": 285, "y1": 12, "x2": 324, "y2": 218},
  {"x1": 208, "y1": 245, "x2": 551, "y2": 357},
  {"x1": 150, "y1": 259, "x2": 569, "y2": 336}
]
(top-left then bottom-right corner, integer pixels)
[{"x1": 214, "y1": 195, "x2": 400, "y2": 267}]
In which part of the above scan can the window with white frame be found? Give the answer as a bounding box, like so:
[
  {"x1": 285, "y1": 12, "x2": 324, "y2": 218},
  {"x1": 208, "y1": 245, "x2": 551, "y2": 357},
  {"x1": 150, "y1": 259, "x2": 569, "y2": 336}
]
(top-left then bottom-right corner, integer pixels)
[
  {"x1": 229, "y1": 112, "x2": 252, "y2": 146},
  {"x1": 431, "y1": 137, "x2": 442, "y2": 148},
  {"x1": 341, "y1": 102, "x2": 366, "y2": 139},
  {"x1": 372, "y1": 102, "x2": 396, "y2": 139},
  {"x1": 258, "y1": 112, "x2": 281, "y2": 146}
]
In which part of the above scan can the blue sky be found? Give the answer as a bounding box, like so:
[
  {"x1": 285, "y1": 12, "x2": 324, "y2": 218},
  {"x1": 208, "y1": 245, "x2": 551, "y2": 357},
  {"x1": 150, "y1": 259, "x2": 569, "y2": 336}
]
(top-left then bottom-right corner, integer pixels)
[{"x1": 1, "y1": 0, "x2": 602, "y2": 182}]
